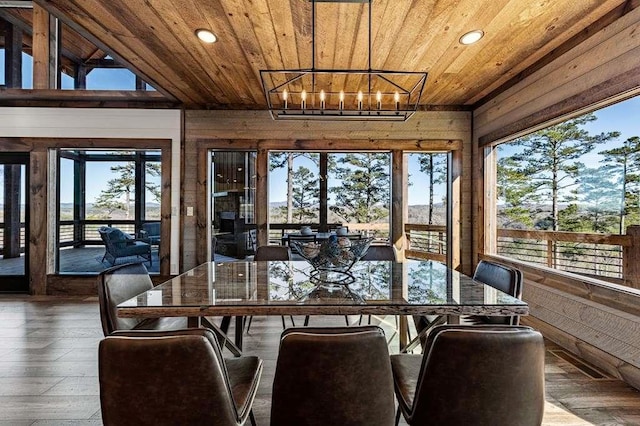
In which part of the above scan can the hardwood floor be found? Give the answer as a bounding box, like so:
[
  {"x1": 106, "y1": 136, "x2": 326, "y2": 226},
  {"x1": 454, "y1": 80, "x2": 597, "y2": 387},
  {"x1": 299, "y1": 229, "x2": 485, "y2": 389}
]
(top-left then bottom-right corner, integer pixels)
[{"x1": 0, "y1": 295, "x2": 638, "y2": 425}]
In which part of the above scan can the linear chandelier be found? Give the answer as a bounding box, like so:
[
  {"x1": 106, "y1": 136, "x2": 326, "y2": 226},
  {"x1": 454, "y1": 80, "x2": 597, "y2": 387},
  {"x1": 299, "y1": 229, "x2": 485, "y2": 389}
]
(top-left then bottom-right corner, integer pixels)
[{"x1": 260, "y1": 0, "x2": 428, "y2": 121}]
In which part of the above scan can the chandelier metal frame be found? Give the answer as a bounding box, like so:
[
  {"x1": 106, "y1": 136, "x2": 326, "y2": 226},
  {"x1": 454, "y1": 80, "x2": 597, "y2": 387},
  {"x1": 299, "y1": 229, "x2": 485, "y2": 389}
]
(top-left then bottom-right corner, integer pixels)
[{"x1": 260, "y1": 0, "x2": 428, "y2": 121}]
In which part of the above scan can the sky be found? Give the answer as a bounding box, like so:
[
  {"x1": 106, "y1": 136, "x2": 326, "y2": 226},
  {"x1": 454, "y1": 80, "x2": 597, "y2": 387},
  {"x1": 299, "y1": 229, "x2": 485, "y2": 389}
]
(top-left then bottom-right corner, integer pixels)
[{"x1": 58, "y1": 157, "x2": 160, "y2": 205}]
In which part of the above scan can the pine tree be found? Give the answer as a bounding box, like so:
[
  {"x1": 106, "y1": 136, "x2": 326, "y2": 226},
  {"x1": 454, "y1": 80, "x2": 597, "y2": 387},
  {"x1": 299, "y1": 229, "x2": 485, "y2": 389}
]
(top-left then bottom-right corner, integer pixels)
[
  {"x1": 599, "y1": 136, "x2": 640, "y2": 233},
  {"x1": 329, "y1": 153, "x2": 390, "y2": 224},
  {"x1": 417, "y1": 153, "x2": 446, "y2": 225},
  {"x1": 93, "y1": 161, "x2": 160, "y2": 218},
  {"x1": 578, "y1": 166, "x2": 619, "y2": 233},
  {"x1": 291, "y1": 166, "x2": 320, "y2": 222},
  {"x1": 498, "y1": 114, "x2": 619, "y2": 231},
  {"x1": 269, "y1": 153, "x2": 319, "y2": 223}
]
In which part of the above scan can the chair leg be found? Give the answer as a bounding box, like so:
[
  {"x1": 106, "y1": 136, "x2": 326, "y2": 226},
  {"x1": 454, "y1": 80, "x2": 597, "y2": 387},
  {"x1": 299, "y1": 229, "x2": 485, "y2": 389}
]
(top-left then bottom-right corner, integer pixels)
[
  {"x1": 249, "y1": 410, "x2": 257, "y2": 426},
  {"x1": 289, "y1": 315, "x2": 295, "y2": 326},
  {"x1": 304, "y1": 315, "x2": 310, "y2": 326},
  {"x1": 245, "y1": 316, "x2": 254, "y2": 333},
  {"x1": 402, "y1": 315, "x2": 447, "y2": 353},
  {"x1": 344, "y1": 315, "x2": 350, "y2": 326},
  {"x1": 281, "y1": 315, "x2": 286, "y2": 329},
  {"x1": 395, "y1": 407, "x2": 401, "y2": 426}
]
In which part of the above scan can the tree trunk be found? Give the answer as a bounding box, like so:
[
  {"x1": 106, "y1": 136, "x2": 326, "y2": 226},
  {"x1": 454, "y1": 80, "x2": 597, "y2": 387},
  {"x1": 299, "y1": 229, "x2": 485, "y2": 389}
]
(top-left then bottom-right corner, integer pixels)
[
  {"x1": 428, "y1": 155, "x2": 434, "y2": 225},
  {"x1": 620, "y1": 156, "x2": 627, "y2": 235},
  {"x1": 287, "y1": 154, "x2": 293, "y2": 223}
]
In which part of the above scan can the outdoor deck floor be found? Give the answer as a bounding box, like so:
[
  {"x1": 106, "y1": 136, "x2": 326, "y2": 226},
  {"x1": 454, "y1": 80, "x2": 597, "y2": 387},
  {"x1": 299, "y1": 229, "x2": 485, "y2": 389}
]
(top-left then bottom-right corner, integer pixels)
[
  {"x1": 0, "y1": 295, "x2": 638, "y2": 425},
  {"x1": 0, "y1": 247, "x2": 239, "y2": 276}
]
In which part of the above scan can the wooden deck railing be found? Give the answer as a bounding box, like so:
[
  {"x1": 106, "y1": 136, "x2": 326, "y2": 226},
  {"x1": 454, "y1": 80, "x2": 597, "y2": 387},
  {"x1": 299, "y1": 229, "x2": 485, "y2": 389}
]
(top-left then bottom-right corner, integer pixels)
[
  {"x1": 404, "y1": 224, "x2": 447, "y2": 262},
  {"x1": 0, "y1": 222, "x2": 26, "y2": 256},
  {"x1": 496, "y1": 228, "x2": 633, "y2": 282},
  {"x1": 405, "y1": 224, "x2": 640, "y2": 287}
]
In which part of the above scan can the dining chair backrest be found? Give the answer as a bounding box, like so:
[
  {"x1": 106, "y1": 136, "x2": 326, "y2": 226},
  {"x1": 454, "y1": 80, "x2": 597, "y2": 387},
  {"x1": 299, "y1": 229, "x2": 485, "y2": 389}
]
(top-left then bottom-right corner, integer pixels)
[
  {"x1": 472, "y1": 260, "x2": 523, "y2": 325},
  {"x1": 403, "y1": 325, "x2": 545, "y2": 426},
  {"x1": 97, "y1": 262, "x2": 154, "y2": 336},
  {"x1": 361, "y1": 245, "x2": 396, "y2": 261},
  {"x1": 254, "y1": 245, "x2": 291, "y2": 261},
  {"x1": 99, "y1": 328, "x2": 260, "y2": 426},
  {"x1": 473, "y1": 259, "x2": 523, "y2": 298},
  {"x1": 287, "y1": 234, "x2": 317, "y2": 244},
  {"x1": 271, "y1": 326, "x2": 396, "y2": 426}
]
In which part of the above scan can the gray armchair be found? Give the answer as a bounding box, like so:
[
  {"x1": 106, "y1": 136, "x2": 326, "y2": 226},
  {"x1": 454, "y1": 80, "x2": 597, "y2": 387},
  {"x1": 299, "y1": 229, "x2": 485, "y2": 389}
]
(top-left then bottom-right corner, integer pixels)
[
  {"x1": 98, "y1": 226, "x2": 152, "y2": 266},
  {"x1": 139, "y1": 222, "x2": 161, "y2": 246}
]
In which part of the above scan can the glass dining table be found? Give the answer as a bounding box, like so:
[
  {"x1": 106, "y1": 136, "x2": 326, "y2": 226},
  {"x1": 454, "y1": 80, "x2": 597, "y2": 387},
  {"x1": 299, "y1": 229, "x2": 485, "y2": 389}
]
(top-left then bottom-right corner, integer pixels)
[{"x1": 117, "y1": 259, "x2": 528, "y2": 352}]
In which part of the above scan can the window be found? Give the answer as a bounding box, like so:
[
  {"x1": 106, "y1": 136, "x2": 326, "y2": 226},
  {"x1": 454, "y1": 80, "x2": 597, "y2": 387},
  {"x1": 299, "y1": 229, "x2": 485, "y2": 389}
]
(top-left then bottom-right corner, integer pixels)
[
  {"x1": 405, "y1": 152, "x2": 448, "y2": 261},
  {"x1": 269, "y1": 152, "x2": 320, "y2": 226},
  {"x1": 491, "y1": 96, "x2": 640, "y2": 283},
  {"x1": 57, "y1": 150, "x2": 162, "y2": 274},
  {"x1": 327, "y1": 153, "x2": 391, "y2": 240}
]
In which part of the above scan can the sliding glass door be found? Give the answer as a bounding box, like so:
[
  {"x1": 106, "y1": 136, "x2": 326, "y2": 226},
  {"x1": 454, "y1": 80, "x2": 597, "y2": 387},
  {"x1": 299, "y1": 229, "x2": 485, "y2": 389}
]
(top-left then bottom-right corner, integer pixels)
[{"x1": 0, "y1": 153, "x2": 29, "y2": 293}]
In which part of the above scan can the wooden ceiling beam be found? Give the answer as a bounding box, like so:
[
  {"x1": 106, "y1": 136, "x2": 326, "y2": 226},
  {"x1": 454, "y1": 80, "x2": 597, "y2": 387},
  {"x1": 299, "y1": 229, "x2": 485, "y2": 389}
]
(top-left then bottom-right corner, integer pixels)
[{"x1": 0, "y1": 88, "x2": 180, "y2": 107}]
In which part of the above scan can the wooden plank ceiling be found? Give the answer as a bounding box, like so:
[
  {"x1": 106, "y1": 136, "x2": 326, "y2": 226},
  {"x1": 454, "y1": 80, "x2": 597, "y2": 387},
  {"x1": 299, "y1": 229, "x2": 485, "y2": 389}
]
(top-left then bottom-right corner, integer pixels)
[{"x1": 37, "y1": 0, "x2": 629, "y2": 109}]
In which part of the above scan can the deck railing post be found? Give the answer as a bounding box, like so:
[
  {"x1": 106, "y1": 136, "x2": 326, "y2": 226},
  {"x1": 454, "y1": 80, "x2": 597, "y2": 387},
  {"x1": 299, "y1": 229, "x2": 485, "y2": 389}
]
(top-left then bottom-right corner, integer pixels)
[{"x1": 623, "y1": 225, "x2": 640, "y2": 289}]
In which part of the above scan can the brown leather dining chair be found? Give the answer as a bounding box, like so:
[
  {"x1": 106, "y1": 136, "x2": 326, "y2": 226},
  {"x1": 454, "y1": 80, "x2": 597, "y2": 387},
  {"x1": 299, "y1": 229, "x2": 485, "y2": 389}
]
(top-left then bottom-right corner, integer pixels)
[
  {"x1": 407, "y1": 259, "x2": 524, "y2": 352},
  {"x1": 247, "y1": 245, "x2": 295, "y2": 332},
  {"x1": 271, "y1": 326, "x2": 396, "y2": 426},
  {"x1": 469, "y1": 259, "x2": 524, "y2": 325},
  {"x1": 361, "y1": 244, "x2": 396, "y2": 261},
  {"x1": 97, "y1": 262, "x2": 187, "y2": 336},
  {"x1": 98, "y1": 262, "x2": 241, "y2": 355},
  {"x1": 391, "y1": 325, "x2": 545, "y2": 426},
  {"x1": 99, "y1": 328, "x2": 263, "y2": 426}
]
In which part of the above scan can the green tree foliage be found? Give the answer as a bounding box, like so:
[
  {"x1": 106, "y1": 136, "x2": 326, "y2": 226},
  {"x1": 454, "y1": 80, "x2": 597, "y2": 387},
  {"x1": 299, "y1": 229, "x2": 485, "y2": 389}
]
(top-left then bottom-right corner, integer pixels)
[
  {"x1": 599, "y1": 136, "x2": 640, "y2": 233},
  {"x1": 291, "y1": 166, "x2": 319, "y2": 222},
  {"x1": 497, "y1": 153, "x2": 537, "y2": 228},
  {"x1": 578, "y1": 166, "x2": 619, "y2": 233},
  {"x1": 417, "y1": 153, "x2": 447, "y2": 224},
  {"x1": 329, "y1": 153, "x2": 390, "y2": 223},
  {"x1": 498, "y1": 114, "x2": 619, "y2": 231},
  {"x1": 93, "y1": 161, "x2": 161, "y2": 218}
]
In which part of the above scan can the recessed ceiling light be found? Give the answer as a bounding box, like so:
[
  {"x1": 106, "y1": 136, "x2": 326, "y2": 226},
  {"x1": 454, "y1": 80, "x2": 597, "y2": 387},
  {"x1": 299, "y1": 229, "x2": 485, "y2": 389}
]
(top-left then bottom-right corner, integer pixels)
[
  {"x1": 459, "y1": 30, "x2": 484, "y2": 45},
  {"x1": 195, "y1": 29, "x2": 217, "y2": 44}
]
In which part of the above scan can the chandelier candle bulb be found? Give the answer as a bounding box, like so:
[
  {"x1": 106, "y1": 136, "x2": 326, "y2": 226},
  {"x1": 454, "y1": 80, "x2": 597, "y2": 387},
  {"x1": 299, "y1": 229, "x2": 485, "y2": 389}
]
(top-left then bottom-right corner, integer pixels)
[
  {"x1": 301, "y1": 89, "x2": 307, "y2": 110},
  {"x1": 376, "y1": 91, "x2": 382, "y2": 110},
  {"x1": 320, "y1": 90, "x2": 326, "y2": 110},
  {"x1": 394, "y1": 91, "x2": 400, "y2": 111},
  {"x1": 339, "y1": 90, "x2": 345, "y2": 110},
  {"x1": 282, "y1": 89, "x2": 288, "y2": 109},
  {"x1": 357, "y1": 91, "x2": 363, "y2": 110}
]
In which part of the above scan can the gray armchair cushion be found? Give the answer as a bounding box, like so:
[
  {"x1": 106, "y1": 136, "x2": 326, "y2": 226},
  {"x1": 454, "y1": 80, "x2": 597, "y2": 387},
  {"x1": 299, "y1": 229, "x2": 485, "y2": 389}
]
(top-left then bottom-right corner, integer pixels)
[
  {"x1": 99, "y1": 227, "x2": 151, "y2": 266},
  {"x1": 140, "y1": 222, "x2": 161, "y2": 245}
]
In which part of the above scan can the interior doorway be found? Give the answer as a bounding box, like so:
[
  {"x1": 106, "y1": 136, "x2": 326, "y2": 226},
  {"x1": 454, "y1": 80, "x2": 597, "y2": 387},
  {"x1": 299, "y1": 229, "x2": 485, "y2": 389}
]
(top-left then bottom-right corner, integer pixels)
[{"x1": 0, "y1": 153, "x2": 29, "y2": 293}]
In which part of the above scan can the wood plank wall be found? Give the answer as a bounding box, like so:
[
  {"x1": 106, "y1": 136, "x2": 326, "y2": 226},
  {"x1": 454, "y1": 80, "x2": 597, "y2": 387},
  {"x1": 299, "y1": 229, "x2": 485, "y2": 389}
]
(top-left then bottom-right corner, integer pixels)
[
  {"x1": 184, "y1": 110, "x2": 472, "y2": 273},
  {"x1": 472, "y1": 8, "x2": 640, "y2": 390}
]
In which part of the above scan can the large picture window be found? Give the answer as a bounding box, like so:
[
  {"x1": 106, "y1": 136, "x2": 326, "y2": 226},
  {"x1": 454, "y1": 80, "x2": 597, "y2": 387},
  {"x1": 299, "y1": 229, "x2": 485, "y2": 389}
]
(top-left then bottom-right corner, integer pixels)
[
  {"x1": 57, "y1": 150, "x2": 162, "y2": 274},
  {"x1": 267, "y1": 152, "x2": 391, "y2": 243},
  {"x1": 491, "y1": 96, "x2": 640, "y2": 284}
]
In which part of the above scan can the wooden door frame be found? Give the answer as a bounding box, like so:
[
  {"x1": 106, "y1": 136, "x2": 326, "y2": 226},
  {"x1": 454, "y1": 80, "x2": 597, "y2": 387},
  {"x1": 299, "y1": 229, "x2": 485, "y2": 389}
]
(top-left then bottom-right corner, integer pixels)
[
  {"x1": 196, "y1": 139, "x2": 463, "y2": 269},
  {"x1": 0, "y1": 137, "x2": 172, "y2": 294}
]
